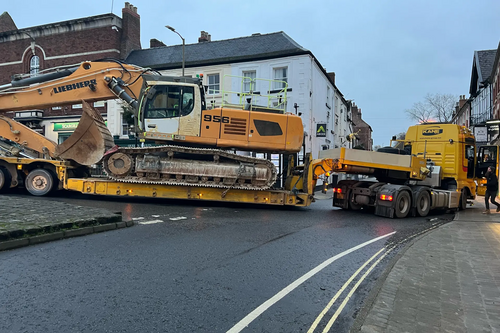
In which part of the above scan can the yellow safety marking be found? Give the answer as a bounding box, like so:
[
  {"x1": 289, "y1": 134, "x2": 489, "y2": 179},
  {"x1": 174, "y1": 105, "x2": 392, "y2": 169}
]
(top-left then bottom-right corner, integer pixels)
[
  {"x1": 307, "y1": 247, "x2": 386, "y2": 333},
  {"x1": 317, "y1": 223, "x2": 441, "y2": 333},
  {"x1": 322, "y1": 248, "x2": 393, "y2": 332},
  {"x1": 226, "y1": 231, "x2": 396, "y2": 333}
]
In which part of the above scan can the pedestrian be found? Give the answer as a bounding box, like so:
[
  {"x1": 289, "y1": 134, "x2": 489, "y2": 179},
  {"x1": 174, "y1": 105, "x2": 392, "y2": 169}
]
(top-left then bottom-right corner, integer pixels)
[{"x1": 483, "y1": 166, "x2": 500, "y2": 214}]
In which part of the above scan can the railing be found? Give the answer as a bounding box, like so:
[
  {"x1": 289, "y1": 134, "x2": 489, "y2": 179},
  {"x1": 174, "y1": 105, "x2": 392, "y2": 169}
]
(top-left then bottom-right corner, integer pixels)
[
  {"x1": 220, "y1": 75, "x2": 288, "y2": 113},
  {"x1": 470, "y1": 112, "x2": 490, "y2": 126}
]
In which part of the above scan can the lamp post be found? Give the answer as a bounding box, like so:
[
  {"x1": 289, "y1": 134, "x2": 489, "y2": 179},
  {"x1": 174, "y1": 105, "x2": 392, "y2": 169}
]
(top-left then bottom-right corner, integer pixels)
[{"x1": 166, "y1": 25, "x2": 185, "y2": 77}]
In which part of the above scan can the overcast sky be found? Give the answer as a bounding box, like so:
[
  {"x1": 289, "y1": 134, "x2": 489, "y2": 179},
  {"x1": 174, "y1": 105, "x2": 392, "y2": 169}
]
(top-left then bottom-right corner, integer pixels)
[{"x1": 4, "y1": 0, "x2": 500, "y2": 146}]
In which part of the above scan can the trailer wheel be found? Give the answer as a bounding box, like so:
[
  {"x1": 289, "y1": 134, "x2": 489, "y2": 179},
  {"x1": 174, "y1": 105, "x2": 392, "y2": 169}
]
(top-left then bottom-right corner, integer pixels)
[
  {"x1": 0, "y1": 167, "x2": 11, "y2": 192},
  {"x1": 415, "y1": 191, "x2": 430, "y2": 217},
  {"x1": 395, "y1": 191, "x2": 411, "y2": 218},
  {"x1": 459, "y1": 189, "x2": 467, "y2": 211},
  {"x1": 25, "y1": 169, "x2": 54, "y2": 196}
]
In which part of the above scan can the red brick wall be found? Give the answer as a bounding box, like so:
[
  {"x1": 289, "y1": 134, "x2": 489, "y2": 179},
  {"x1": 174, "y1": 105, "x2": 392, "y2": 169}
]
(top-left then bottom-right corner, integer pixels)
[
  {"x1": 120, "y1": 6, "x2": 141, "y2": 58},
  {"x1": 0, "y1": 26, "x2": 122, "y2": 85},
  {"x1": 351, "y1": 103, "x2": 373, "y2": 150},
  {"x1": 0, "y1": 5, "x2": 141, "y2": 120}
]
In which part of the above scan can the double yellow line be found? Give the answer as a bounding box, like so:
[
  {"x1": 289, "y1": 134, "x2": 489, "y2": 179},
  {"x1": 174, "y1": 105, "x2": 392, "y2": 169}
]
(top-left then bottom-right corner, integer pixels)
[{"x1": 308, "y1": 223, "x2": 441, "y2": 333}]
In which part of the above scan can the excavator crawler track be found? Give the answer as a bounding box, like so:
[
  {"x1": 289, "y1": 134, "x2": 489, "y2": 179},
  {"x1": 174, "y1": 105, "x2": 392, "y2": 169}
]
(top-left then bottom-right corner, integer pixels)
[{"x1": 102, "y1": 145, "x2": 277, "y2": 190}]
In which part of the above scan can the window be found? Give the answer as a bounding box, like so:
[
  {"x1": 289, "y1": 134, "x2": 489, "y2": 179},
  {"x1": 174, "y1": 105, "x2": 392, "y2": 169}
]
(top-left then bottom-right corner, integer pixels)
[
  {"x1": 207, "y1": 74, "x2": 220, "y2": 95},
  {"x1": 181, "y1": 87, "x2": 195, "y2": 116},
  {"x1": 144, "y1": 85, "x2": 195, "y2": 118},
  {"x1": 30, "y1": 56, "x2": 40, "y2": 76},
  {"x1": 273, "y1": 67, "x2": 288, "y2": 90},
  {"x1": 121, "y1": 113, "x2": 130, "y2": 136},
  {"x1": 242, "y1": 70, "x2": 256, "y2": 93},
  {"x1": 73, "y1": 104, "x2": 82, "y2": 109},
  {"x1": 94, "y1": 101, "x2": 105, "y2": 107}
]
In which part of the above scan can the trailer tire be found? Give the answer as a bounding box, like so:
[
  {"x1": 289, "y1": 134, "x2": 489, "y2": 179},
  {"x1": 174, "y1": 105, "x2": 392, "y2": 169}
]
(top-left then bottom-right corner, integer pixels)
[
  {"x1": 459, "y1": 189, "x2": 467, "y2": 211},
  {"x1": 395, "y1": 191, "x2": 411, "y2": 218},
  {"x1": 25, "y1": 169, "x2": 54, "y2": 196},
  {"x1": 0, "y1": 167, "x2": 11, "y2": 192},
  {"x1": 415, "y1": 190, "x2": 430, "y2": 217}
]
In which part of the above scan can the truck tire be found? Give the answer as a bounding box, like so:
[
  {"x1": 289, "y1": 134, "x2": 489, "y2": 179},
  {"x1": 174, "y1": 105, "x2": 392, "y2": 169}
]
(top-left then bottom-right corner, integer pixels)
[
  {"x1": 459, "y1": 189, "x2": 467, "y2": 211},
  {"x1": 415, "y1": 190, "x2": 430, "y2": 217},
  {"x1": 395, "y1": 191, "x2": 411, "y2": 218},
  {"x1": 25, "y1": 169, "x2": 54, "y2": 196}
]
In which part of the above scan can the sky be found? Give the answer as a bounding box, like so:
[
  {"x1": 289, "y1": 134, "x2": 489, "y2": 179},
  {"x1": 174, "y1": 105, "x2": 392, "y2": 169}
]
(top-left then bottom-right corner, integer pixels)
[{"x1": 3, "y1": 0, "x2": 500, "y2": 147}]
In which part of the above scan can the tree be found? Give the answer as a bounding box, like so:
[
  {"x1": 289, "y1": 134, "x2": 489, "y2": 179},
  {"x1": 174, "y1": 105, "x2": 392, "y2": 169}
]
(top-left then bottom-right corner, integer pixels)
[
  {"x1": 373, "y1": 144, "x2": 382, "y2": 151},
  {"x1": 405, "y1": 93, "x2": 457, "y2": 123}
]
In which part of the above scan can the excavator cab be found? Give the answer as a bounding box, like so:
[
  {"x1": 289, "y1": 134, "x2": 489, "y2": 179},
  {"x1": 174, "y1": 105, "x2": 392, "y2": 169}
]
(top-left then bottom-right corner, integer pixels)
[{"x1": 138, "y1": 76, "x2": 204, "y2": 141}]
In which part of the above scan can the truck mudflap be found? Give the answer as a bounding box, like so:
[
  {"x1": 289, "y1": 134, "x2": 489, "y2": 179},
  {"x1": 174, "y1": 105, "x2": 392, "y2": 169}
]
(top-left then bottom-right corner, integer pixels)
[
  {"x1": 54, "y1": 101, "x2": 114, "y2": 166},
  {"x1": 375, "y1": 184, "x2": 413, "y2": 218}
]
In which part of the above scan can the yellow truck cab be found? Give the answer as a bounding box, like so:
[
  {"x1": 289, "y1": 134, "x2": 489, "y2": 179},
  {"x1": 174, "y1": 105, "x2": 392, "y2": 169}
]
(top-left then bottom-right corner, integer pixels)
[{"x1": 404, "y1": 123, "x2": 476, "y2": 200}]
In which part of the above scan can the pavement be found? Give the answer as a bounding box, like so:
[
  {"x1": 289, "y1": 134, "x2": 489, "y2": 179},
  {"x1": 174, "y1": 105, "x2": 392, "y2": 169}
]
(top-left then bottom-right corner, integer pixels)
[
  {"x1": 351, "y1": 197, "x2": 500, "y2": 333},
  {"x1": 1, "y1": 192, "x2": 499, "y2": 332},
  {"x1": 0, "y1": 194, "x2": 131, "y2": 252}
]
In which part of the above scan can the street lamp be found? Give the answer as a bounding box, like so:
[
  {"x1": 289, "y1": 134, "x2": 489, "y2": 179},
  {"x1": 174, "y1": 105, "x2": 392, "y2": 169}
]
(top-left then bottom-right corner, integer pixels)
[{"x1": 166, "y1": 25, "x2": 185, "y2": 77}]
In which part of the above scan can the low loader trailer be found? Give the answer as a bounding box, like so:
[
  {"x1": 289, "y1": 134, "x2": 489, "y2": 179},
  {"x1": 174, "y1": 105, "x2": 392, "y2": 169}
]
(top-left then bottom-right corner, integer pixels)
[{"x1": 2, "y1": 152, "x2": 332, "y2": 208}]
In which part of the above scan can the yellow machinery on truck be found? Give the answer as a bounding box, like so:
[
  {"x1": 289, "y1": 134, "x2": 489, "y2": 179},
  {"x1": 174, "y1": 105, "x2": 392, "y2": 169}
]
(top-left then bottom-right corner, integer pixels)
[
  {"x1": 0, "y1": 60, "x2": 304, "y2": 196},
  {"x1": 320, "y1": 124, "x2": 477, "y2": 218}
]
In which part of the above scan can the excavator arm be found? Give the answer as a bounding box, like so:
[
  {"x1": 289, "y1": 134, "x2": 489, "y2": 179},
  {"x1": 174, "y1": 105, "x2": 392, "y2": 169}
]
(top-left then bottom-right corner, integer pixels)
[{"x1": 0, "y1": 60, "x2": 150, "y2": 164}]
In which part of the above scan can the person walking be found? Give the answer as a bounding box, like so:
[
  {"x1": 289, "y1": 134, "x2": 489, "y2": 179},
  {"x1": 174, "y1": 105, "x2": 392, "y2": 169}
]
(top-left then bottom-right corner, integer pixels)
[{"x1": 483, "y1": 166, "x2": 500, "y2": 214}]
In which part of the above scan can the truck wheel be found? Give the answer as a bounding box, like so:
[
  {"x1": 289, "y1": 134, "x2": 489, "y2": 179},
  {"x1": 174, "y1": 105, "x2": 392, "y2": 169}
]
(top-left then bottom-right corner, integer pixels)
[
  {"x1": 395, "y1": 191, "x2": 411, "y2": 218},
  {"x1": 459, "y1": 189, "x2": 467, "y2": 211},
  {"x1": 25, "y1": 169, "x2": 54, "y2": 196},
  {"x1": 415, "y1": 191, "x2": 430, "y2": 217}
]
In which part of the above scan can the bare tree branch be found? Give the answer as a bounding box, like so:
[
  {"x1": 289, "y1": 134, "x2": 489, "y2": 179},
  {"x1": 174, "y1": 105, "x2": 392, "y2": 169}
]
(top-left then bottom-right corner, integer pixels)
[
  {"x1": 405, "y1": 101, "x2": 434, "y2": 123},
  {"x1": 405, "y1": 93, "x2": 458, "y2": 123}
]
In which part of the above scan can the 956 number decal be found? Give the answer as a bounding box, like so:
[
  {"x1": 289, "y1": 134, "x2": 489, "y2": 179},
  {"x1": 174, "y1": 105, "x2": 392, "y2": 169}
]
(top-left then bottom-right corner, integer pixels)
[{"x1": 203, "y1": 115, "x2": 230, "y2": 123}]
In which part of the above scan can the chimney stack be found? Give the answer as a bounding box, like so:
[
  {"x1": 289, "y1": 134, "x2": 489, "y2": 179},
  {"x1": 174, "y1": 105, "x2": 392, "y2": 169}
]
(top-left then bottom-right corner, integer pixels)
[
  {"x1": 458, "y1": 94, "x2": 467, "y2": 109},
  {"x1": 120, "y1": 2, "x2": 141, "y2": 59},
  {"x1": 327, "y1": 72, "x2": 335, "y2": 85},
  {"x1": 150, "y1": 38, "x2": 166, "y2": 48},
  {"x1": 198, "y1": 31, "x2": 211, "y2": 43}
]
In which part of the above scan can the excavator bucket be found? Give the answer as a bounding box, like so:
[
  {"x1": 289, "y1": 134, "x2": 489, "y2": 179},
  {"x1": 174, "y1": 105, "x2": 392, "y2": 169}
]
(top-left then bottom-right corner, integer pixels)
[{"x1": 54, "y1": 101, "x2": 114, "y2": 165}]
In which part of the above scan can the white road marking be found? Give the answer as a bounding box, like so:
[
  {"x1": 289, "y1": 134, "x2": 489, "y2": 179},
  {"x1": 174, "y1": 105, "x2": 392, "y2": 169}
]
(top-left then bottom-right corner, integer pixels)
[
  {"x1": 138, "y1": 220, "x2": 164, "y2": 225},
  {"x1": 132, "y1": 217, "x2": 144, "y2": 221},
  {"x1": 226, "y1": 231, "x2": 396, "y2": 333},
  {"x1": 169, "y1": 216, "x2": 188, "y2": 221}
]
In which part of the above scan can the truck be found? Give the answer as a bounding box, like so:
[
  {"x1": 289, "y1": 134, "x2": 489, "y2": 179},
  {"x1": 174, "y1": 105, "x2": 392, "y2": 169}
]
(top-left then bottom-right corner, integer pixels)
[
  {"x1": 0, "y1": 59, "x2": 332, "y2": 206},
  {"x1": 320, "y1": 123, "x2": 477, "y2": 218}
]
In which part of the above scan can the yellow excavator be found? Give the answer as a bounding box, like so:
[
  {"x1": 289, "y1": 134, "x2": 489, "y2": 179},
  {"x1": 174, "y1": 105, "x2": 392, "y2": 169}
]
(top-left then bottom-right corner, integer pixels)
[{"x1": 0, "y1": 59, "x2": 303, "y2": 191}]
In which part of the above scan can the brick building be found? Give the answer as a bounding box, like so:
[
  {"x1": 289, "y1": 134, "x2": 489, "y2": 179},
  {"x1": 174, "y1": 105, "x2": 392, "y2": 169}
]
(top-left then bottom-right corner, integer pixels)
[
  {"x1": 0, "y1": 2, "x2": 140, "y2": 142},
  {"x1": 350, "y1": 102, "x2": 373, "y2": 150}
]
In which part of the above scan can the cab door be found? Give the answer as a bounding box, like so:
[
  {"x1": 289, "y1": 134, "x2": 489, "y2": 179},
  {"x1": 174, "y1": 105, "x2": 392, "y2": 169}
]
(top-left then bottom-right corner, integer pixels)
[
  {"x1": 143, "y1": 85, "x2": 181, "y2": 135},
  {"x1": 142, "y1": 83, "x2": 202, "y2": 138}
]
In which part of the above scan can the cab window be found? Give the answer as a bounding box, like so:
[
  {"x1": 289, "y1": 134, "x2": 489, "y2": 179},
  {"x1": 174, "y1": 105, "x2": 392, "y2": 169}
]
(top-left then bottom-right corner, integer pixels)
[
  {"x1": 181, "y1": 86, "x2": 194, "y2": 116},
  {"x1": 144, "y1": 85, "x2": 195, "y2": 119}
]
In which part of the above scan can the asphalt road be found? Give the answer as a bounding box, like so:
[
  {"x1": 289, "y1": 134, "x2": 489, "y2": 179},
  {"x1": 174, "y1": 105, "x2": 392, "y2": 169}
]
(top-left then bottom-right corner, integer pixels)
[{"x1": 0, "y1": 191, "x2": 453, "y2": 333}]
